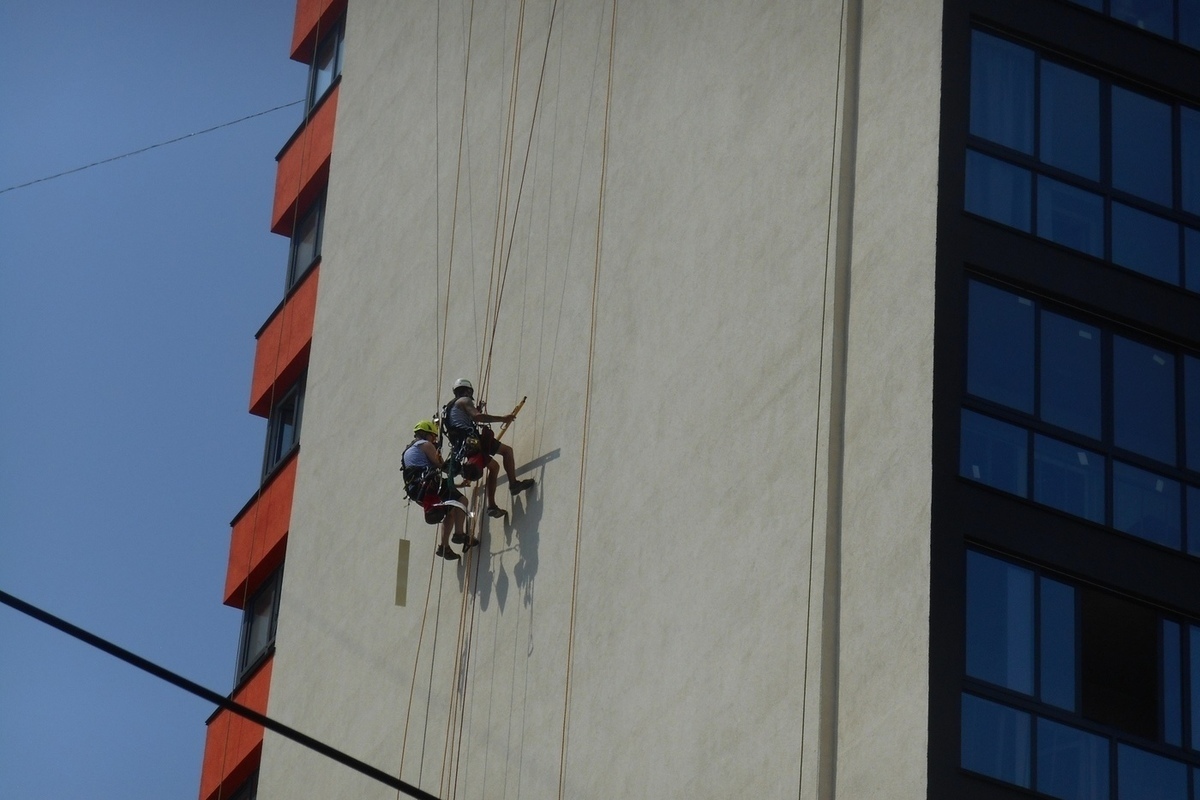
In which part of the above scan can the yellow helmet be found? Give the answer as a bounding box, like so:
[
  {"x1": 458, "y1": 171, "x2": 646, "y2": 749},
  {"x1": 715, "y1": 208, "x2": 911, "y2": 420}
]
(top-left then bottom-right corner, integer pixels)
[{"x1": 413, "y1": 419, "x2": 439, "y2": 436}]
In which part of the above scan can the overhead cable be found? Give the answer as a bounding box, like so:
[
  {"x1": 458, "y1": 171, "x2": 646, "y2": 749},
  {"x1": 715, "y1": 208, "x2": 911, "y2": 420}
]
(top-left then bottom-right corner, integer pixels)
[
  {"x1": 0, "y1": 588, "x2": 440, "y2": 800},
  {"x1": 0, "y1": 99, "x2": 304, "y2": 196}
]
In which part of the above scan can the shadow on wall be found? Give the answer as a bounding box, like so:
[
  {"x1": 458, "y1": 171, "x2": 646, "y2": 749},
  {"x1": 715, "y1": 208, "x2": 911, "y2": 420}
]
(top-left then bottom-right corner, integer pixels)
[{"x1": 464, "y1": 449, "x2": 559, "y2": 617}]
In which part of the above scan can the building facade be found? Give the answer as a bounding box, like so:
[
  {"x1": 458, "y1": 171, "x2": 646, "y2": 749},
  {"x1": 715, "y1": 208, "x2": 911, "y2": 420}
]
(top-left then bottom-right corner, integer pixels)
[{"x1": 198, "y1": 0, "x2": 1200, "y2": 798}]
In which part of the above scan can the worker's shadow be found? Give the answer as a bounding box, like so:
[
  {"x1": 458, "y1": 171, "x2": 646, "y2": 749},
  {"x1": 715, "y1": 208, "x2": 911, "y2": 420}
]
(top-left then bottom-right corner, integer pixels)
[{"x1": 471, "y1": 449, "x2": 556, "y2": 614}]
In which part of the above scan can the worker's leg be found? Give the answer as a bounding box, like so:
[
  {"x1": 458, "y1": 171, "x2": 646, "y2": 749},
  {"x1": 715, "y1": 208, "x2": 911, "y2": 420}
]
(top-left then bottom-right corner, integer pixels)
[
  {"x1": 498, "y1": 442, "x2": 519, "y2": 483},
  {"x1": 485, "y1": 457, "x2": 499, "y2": 507}
]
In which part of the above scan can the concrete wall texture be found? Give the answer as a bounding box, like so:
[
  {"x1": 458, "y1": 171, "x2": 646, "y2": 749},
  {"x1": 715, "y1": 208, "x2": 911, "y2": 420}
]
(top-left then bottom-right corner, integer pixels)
[{"x1": 259, "y1": 0, "x2": 941, "y2": 797}]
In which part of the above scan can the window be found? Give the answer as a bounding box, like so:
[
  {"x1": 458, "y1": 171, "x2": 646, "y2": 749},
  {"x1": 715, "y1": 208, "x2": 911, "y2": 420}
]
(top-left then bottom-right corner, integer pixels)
[
  {"x1": 961, "y1": 279, "x2": 1200, "y2": 554},
  {"x1": 237, "y1": 568, "x2": 281, "y2": 681},
  {"x1": 307, "y1": 18, "x2": 344, "y2": 112},
  {"x1": 228, "y1": 773, "x2": 258, "y2": 800},
  {"x1": 286, "y1": 194, "x2": 324, "y2": 290},
  {"x1": 1066, "y1": 0, "x2": 1200, "y2": 51},
  {"x1": 966, "y1": 29, "x2": 1200, "y2": 291},
  {"x1": 962, "y1": 550, "x2": 1200, "y2": 796},
  {"x1": 263, "y1": 379, "x2": 304, "y2": 478}
]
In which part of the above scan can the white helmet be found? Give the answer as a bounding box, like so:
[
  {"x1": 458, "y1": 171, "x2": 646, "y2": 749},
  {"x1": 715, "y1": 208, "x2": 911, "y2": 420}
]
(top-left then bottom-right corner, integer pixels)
[{"x1": 453, "y1": 377, "x2": 474, "y2": 394}]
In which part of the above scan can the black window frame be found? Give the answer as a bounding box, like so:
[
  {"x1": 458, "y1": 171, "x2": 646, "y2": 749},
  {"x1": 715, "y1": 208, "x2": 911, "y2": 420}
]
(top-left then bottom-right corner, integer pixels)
[
  {"x1": 235, "y1": 567, "x2": 282, "y2": 683},
  {"x1": 1063, "y1": 0, "x2": 1200, "y2": 53},
  {"x1": 306, "y1": 17, "x2": 345, "y2": 113},
  {"x1": 960, "y1": 275, "x2": 1200, "y2": 555},
  {"x1": 965, "y1": 26, "x2": 1200, "y2": 292},
  {"x1": 286, "y1": 193, "x2": 325, "y2": 291},
  {"x1": 262, "y1": 378, "x2": 304, "y2": 480}
]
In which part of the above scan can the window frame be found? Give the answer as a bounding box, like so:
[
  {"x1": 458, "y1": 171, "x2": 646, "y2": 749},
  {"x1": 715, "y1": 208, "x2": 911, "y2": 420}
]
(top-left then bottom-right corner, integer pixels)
[
  {"x1": 306, "y1": 17, "x2": 345, "y2": 113},
  {"x1": 286, "y1": 193, "x2": 325, "y2": 292},
  {"x1": 965, "y1": 27, "x2": 1200, "y2": 292},
  {"x1": 262, "y1": 378, "x2": 305, "y2": 480},
  {"x1": 235, "y1": 567, "x2": 282, "y2": 683}
]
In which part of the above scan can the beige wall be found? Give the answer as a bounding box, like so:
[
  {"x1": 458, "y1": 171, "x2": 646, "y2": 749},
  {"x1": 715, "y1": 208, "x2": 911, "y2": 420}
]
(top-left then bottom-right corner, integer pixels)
[{"x1": 258, "y1": 0, "x2": 940, "y2": 798}]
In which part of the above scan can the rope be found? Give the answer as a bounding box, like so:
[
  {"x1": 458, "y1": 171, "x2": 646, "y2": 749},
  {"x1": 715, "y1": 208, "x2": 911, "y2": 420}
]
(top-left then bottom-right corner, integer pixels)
[
  {"x1": 798, "y1": 0, "x2": 852, "y2": 794},
  {"x1": 558, "y1": 2, "x2": 617, "y2": 796}
]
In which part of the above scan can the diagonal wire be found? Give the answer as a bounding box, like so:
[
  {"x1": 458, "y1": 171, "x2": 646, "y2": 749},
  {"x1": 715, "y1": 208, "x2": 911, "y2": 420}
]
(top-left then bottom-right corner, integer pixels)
[{"x1": 0, "y1": 100, "x2": 304, "y2": 196}]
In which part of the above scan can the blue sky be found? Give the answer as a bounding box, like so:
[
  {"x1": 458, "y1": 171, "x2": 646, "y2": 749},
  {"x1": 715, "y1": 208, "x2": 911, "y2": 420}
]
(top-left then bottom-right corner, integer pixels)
[{"x1": 0, "y1": 2, "x2": 308, "y2": 797}]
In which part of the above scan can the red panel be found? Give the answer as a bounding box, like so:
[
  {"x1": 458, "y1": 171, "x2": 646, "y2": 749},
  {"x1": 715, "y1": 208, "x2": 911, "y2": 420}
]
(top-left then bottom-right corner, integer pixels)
[
  {"x1": 224, "y1": 453, "x2": 296, "y2": 608},
  {"x1": 290, "y1": 0, "x2": 347, "y2": 62},
  {"x1": 198, "y1": 658, "x2": 273, "y2": 800},
  {"x1": 271, "y1": 86, "x2": 338, "y2": 236},
  {"x1": 250, "y1": 266, "x2": 318, "y2": 418}
]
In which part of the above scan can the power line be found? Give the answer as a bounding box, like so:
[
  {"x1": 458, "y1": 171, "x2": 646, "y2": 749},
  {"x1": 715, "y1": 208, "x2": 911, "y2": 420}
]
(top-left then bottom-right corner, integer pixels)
[
  {"x1": 0, "y1": 587, "x2": 440, "y2": 800},
  {"x1": 0, "y1": 100, "x2": 305, "y2": 196}
]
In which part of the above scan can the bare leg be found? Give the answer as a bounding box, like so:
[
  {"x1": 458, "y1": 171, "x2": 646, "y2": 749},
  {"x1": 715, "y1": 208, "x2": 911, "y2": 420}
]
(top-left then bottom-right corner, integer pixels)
[
  {"x1": 485, "y1": 458, "x2": 500, "y2": 507},
  {"x1": 498, "y1": 442, "x2": 519, "y2": 483}
]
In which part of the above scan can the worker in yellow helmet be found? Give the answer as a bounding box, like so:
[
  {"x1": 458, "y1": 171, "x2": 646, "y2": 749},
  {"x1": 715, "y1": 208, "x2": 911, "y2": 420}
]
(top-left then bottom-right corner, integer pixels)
[{"x1": 402, "y1": 419, "x2": 474, "y2": 560}]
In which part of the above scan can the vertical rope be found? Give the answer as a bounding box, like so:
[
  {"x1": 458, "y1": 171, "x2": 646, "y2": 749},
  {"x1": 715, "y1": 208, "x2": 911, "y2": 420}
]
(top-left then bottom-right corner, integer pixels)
[
  {"x1": 797, "y1": 0, "x2": 851, "y2": 795},
  {"x1": 558, "y1": 2, "x2": 616, "y2": 797}
]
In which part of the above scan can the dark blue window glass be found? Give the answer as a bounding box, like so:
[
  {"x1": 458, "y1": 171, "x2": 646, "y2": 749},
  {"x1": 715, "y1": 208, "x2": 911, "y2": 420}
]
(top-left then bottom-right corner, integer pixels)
[
  {"x1": 962, "y1": 693, "x2": 1032, "y2": 787},
  {"x1": 967, "y1": 551, "x2": 1034, "y2": 693},
  {"x1": 1189, "y1": 486, "x2": 1200, "y2": 557},
  {"x1": 966, "y1": 151, "x2": 1033, "y2": 231},
  {"x1": 962, "y1": 411, "x2": 1029, "y2": 497},
  {"x1": 1041, "y1": 62, "x2": 1101, "y2": 180},
  {"x1": 1187, "y1": 228, "x2": 1200, "y2": 293},
  {"x1": 1186, "y1": 356, "x2": 1200, "y2": 470},
  {"x1": 971, "y1": 31, "x2": 1034, "y2": 153},
  {"x1": 1037, "y1": 177, "x2": 1104, "y2": 257},
  {"x1": 1183, "y1": 107, "x2": 1199, "y2": 215},
  {"x1": 1164, "y1": 620, "x2": 1182, "y2": 747},
  {"x1": 1041, "y1": 311, "x2": 1102, "y2": 438},
  {"x1": 1183, "y1": 1, "x2": 1200, "y2": 49},
  {"x1": 1111, "y1": 0, "x2": 1175, "y2": 37},
  {"x1": 1113, "y1": 462, "x2": 1182, "y2": 548},
  {"x1": 967, "y1": 281, "x2": 1034, "y2": 411},
  {"x1": 1040, "y1": 577, "x2": 1076, "y2": 711},
  {"x1": 1112, "y1": 204, "x2": 1180, "y2": 285},
  {"x1": 1192, "y1": 626, "x2": 1200, "y2": 751},
  {"x1": 1114, "y1": 337, "x2": 1177, "y2": 464},
  {"x1": 1112, "y1": 88, "x2": 1173, "y2": 207},
  {"x1": 1067, "y1": 0, "x2": 1104, "y2": 10},
  {"x1": 1034, "y1": 435, "x2": 1106, "y2": 523},
  {"x1": 1117, "y1": 744, "x2": 1187, "y2": 800},
  {"x1": 1037, "y1": 718, "x2": 1109, "y2": 800}
]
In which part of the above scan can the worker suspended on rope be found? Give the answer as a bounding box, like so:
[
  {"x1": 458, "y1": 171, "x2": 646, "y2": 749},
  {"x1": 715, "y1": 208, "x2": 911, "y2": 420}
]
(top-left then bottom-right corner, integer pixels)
[
  {"x1": 442, "y1": 378, "x2": 535, "y2": 518},
  {"x1": 402, "y1": 419, "x2": 477, "y2": 560}
]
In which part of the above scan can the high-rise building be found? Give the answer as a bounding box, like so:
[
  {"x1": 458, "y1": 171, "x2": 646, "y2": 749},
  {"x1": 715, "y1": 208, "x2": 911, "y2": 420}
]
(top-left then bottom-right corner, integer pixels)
[{"x1": 198, "y1": 0, "x2": 1200, "y2": 798}]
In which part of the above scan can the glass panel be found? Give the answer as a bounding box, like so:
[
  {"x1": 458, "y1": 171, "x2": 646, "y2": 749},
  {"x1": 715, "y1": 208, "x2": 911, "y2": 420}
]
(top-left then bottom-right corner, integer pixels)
[
  {"x1": 966, "y1": 150, "x2": 1033, "y2": 231},
  {"x1": 1041, "y1": 62, "x2": 1101, "y2": 180},
  {"x1": 1188, "y1": 355, "x2": 1200, "y2": 470},
  {"x1": 1111, "y1": 0, "x2": 1175, "y2": 37},
  {"x1": 1067, "y1": 0, "x2": 1104, "y2": 9},
  {"x1": 1112, "y1": 87, "x2": 1173, "y2": 207},
  {"x1": 1183, "y1": 107, "x2": 1199, "y2": 215},
  {"x1": 961, "y1": 693, "x2": 1032, "y2": 787},
  {"x1": 1192, "y1": 625, "x2": 1200, "y2": 750},
  {"x1": 967, "y1": 281, "x2": 1035, "y2": 411},
  {"x1": 967, "y1": 551, "x2": 1035, "y2": 693},
  {"x1": 288, "y1": 203, "x2": 320, "y2": 288},
  {"x1": 1034, "y1": 435, "x2": 1106, "y2": 523},
  {"x1": 1113, "y1": 336, "x2": 1177, "y2": 464},
  {"x1": 1183, "y1": 0, "x2": 1200, "y2": 49},
  {"x1": 1187, "y1": 228, "x2": 1200, "y2": 293},
  {"x1": 970, "y1": 31, "x2": 1035, "y2": 153},
  {"x1": 1113, "y1": 462, "x2": 1182, "y2": 548},
  {"x1": 240, "y1": 574, "x2": 280, "y2": 674},
  {"x1": 961, "y1": 410, "x2": 1029, "y2": 497},
  {"x1": 1164, "y1": 620, "x2": 1182, "y2": 747},
  {"x1": 1040, "y1": 577, "x2": 1077, "y2": 710},
  {"x1": 1117, "y1": 744, "x2": 1187, "y2": 800},
  {"x1": 1036, "y1": 718, "x2": 1109, "y2": 800},
  {"x1": 1189, "y1": 486, "x2": 1200, "y2": 557},
  {"x1": 1041, "y1": 311, "x2": 1102, "y2": 438},
  {"x1": 1037, "y1": 176, "x2": 1104, "y2": 257},
  {"x1": 1112, "y1": 203, "x2": 1180, "y2": 285},
  {"x1": 309, "y1": 25, "x2": 341, "y2": 108}
]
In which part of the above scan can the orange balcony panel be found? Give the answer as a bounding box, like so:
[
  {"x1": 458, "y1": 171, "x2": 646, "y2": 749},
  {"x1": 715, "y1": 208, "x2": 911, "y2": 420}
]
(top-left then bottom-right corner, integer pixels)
[
  {"x1": 290, "y1": 0, "x2": 347, "y2": 62},
  {"x1": 250, "y1": 266, "x2": 318, "y2": 418},
  {"x1": 224, "y1": 453, "x2": 296, "y2": 608},
  {"x1": 271, "y1": 85, "x2": 337, "y2": 236},
  {"x1": 198, "y1": 658, "x2": 273, "y2": 800}
]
